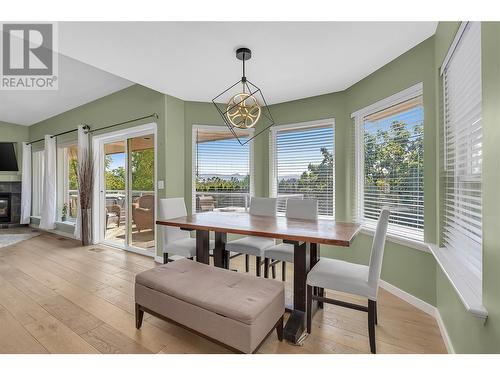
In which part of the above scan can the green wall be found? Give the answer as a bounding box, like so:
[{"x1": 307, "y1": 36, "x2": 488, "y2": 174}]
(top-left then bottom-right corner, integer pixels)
[
  {"x1": 0, "y1": 121, "x2": 29, "y2": 182},
  {"x1": 434, "y1": 22, "x2": 500, "y2": 353}
]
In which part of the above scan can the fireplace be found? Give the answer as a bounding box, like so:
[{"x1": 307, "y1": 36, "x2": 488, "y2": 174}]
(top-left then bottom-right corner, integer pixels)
[
  {"x1": 0, "y1": 193, "x2": 11, "y2": 222},
  {"x1": 0, "y1": 182, "x2": 21, "y2": 227}
]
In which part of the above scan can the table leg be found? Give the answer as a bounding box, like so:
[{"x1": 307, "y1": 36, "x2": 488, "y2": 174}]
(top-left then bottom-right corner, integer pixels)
[
  {"x1": 214, "y1": 232, "x2": 228, "y2": 268},
  {"x1": 284, "y1": 241, "x2": 311, "y2": 344},
  {"x1": 195, "y1": 230, "x2": 210, "y2": 264}
]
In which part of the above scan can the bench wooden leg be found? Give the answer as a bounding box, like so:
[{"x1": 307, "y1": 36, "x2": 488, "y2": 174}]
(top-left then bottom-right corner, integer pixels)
[
  {"x1": 135, "y1": 303, "x2": 144, "y2": 329},
  {"x1": 276, "y1": 315, "x2": 284, "y2": 341}
]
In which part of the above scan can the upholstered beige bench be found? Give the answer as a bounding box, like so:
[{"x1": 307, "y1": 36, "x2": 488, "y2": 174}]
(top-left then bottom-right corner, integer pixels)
[{"x1": 135, "y1": 258, "x2": 285, "y2": 353}]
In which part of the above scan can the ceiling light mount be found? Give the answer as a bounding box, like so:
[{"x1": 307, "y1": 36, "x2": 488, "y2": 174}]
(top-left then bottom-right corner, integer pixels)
[
  {"x1": 235, "y1": 47, "x2": 251, "y2": 61},
  {"x1": 212, "y1": 47, "x2": 275, "y2": 146}
]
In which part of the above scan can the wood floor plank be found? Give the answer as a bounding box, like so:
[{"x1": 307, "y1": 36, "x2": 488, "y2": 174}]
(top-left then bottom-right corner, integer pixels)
[
  {"x1": 40, "y1": 295, "x2": 104, "y2": 335},
  {"x1": 20, "y1": 244, "x2": 135, "y2": 295},
  {"x1": 0, "y1": 259, "x2": 58, "y2": 302},
  {"x1": 0, "y1": 275, "x2": 50, "y2": 325},
  {"x1": 81, "y1": 324, "x2": 152, "y2": 354},
  {"x1": 24, "y1": 315, "x2": 100, "y2": 354},
  {"x1": 0, "y1": 305, "x2": 48, "y2": 354},
  {"x1": 94, "y1": 286, "x2": 136, "y2": 314}
]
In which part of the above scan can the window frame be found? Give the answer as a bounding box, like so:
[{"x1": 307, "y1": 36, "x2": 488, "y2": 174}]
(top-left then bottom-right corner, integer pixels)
[
  {"x1": 191, "y1": 124, "x2": 255, "y2": 214},
  {"x1": 352, "y1": 82, "x2": 424, "y2": 243},
  {"x1": 434, "y1": 21, "x2": 486, "y2": 318},
  {"x1": 56, "y1": 141, "x2": 78, "y2": 223},
  {"x1": 269, "y1": 118, "x2": 336, "y2": 219}
]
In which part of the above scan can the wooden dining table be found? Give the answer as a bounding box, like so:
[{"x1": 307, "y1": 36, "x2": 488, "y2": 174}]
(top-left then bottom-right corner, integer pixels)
[{"x1": 156, "y1": 211, "x2": 361, "y2": 344}]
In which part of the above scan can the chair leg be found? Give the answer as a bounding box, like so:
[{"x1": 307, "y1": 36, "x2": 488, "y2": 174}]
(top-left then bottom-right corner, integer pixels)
[
  {"x1": 163, "y1": 253, "x2": 169, "y2": 264},
  {"x1": 276, "y1": 315, "x2": 284, "y2": 341},
  {"x1": 282, "y1": 261, "x2": 286, "y2": 282},
  {"x1": 374, "y1": 300, "x2": 378, "y2": 325},
  {"x1": 271, "y1": 262, "x2": 276, "y2": 279},
  {"x1": 256, "y1": 256, "x2": 262, "y2": 277},
  {"x1": 135, "y1": 303, "x2": 144, "y2": 329},
  {"x1": 306, "y1": 284, "x2": 313, "y2": 334},
  {"x1": 264, "y1": 258, "x2": 270, "y2": 278},
  {"x1": 245, "y1": 254, "x2": 249, "y2": 272},
  {"x1": 368, "y1": 299, "x2": 376, "y2": 354},
  {"x1": 318, "y1": 287, "x2": 324, "y2": 309}
]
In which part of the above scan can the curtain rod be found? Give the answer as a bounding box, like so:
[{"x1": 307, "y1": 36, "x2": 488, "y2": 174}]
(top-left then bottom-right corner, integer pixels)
[
  {"x1": 27, "y1": 124, "x2": 91, "y2": 145},
  {"x1": 86, "y1": 113, "x2": 159, "y2": 134},
  {"x1": 26, "y1": 112, "x2": 158, "y2": 145}
]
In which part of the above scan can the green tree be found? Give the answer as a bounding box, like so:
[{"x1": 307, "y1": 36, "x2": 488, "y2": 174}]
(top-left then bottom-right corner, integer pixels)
[
  {"x1": 105, "y1": 154, "x2": 126, "y2": 190},
  {"x1": 131, "y1": 149, "x2": 154, "y2": 191}
]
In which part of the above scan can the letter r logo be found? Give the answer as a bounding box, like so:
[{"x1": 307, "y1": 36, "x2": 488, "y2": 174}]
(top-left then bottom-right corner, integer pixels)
[{"x1": 2, "y1": 24, "x2": 53, "y2": 75}]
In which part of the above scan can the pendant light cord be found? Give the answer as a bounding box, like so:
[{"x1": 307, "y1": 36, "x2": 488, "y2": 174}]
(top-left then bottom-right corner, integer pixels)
[{"x1": 242, "y1": 55, "x2": 246, "y2": 93}]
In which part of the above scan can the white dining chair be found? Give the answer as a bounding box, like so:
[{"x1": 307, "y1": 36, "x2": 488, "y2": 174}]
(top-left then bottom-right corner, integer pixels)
[
  {"x1": 305, "y1": 207, "x2": 390, "y2": 354},
  {"x1": 225, "y1": 197, "x2": 277, "y2": 276},
  {"x1": 159, "y1": 197, "x2": 214, "y2": 263},
  {"x1": 264, "y1": 199, "x2": 318, "y2": 280}
]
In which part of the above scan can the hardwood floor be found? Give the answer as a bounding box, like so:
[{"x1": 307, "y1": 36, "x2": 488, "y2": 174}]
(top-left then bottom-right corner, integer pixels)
[{"x1": 0, "y1": 231, "x2": 447, "y2": 354}]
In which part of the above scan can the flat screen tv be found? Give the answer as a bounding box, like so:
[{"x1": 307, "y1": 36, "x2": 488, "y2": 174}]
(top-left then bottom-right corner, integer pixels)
[{"x1": 0, "y1": 143, "x2": 19, "y2": 171}]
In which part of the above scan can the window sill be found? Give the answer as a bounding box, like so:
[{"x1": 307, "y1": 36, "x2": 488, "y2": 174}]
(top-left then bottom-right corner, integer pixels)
[
  {"x1": 360, "y1": 226, "x2": 429, "y2": 253},
  {"x1": 428, "y1": 244, "x2": 488, "y2": 319},
  {"x1": 56, "y1": 220, "x2": 76, "y2": 227}
]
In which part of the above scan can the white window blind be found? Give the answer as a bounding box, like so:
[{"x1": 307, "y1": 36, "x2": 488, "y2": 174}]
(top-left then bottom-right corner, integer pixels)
[
  {"x1": 354, "y1": 88, "x2": 424, "y2": 242},
  {"x1": 270, "y1": 121, "x2": 335, "y2": 217},
  {"x1": 442, "y1": 21, "x2": 482, "y2": 279},
  {"x1": 193, "y1": 127, "x2": 252, "y2": 213}
]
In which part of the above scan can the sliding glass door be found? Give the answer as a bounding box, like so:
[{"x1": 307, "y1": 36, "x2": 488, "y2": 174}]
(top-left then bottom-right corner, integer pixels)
[
  {"x1": 94, "y1": 124, "x2": 156, "y2": 257},
  {"x1": 104, "y1": 140, "x2": 127, "y2": 247}
]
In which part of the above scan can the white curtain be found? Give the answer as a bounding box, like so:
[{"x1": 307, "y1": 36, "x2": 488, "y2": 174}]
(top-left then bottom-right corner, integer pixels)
[
  {"x1": 39, "y1": 135, "x2": 57, "y2": 230},
  {"x1": 20, "y1": 142, "x2": 32, "y2": 224},
  {"x1": 74, "y1": 125, "x2": 89, "y2": 239}
]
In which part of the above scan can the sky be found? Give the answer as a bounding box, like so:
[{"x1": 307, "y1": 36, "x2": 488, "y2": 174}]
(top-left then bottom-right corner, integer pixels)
[
  {"x1": 107, "y1": 153, "x2": 125, "y2": 170},
  {"x1": 364, "y1": 106, "x2": 423, "y2": 136}
]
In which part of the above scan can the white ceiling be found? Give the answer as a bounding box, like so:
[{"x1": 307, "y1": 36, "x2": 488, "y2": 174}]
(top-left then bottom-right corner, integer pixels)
[
  {"x1": 0, "y1": 52, "x2": 133, "y2": 126},
  {"x1": 58, "y1": 22, "x2": 437, "y2": 105},
  {"x1": 1, "y1": 22, "x2": 437, "y2": 126}
]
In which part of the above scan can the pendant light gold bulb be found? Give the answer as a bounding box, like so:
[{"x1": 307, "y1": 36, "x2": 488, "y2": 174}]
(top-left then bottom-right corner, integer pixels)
[{"x1": 226, "y1": 92, "x2": 261, "y2": 129}]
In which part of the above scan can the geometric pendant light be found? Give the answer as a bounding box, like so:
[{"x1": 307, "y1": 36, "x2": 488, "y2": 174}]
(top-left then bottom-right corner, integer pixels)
[{"x1": 212, "y1": 47, "x2": 275, "y2": 145}]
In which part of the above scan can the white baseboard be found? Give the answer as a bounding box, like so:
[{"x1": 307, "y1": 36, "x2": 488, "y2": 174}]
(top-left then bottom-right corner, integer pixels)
[
  {"x1": 379, "y1": 279, "x2": 455, "y2": 353},
  {"x1": 29, "y1": 224, "x2": 76, "y2": 240},
  {"x1": 154, "y1": 255, "x2": 164, "y2": 263},
  {"x1": 379, "y1": 280, "x2": 436, "y2": 316},
  {"x1": 434, "y1": 307, "x2": 455, "y2": 354}
]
